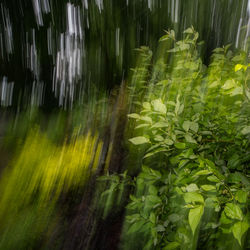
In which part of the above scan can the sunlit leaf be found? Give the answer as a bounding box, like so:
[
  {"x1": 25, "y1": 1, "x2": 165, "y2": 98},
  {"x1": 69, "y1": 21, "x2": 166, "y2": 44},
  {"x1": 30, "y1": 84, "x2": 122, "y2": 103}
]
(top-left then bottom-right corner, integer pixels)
[
  {"x1": 201, "y1": 185, "x2": 216, "y2": 191},
  {"x1": 129, "y1": 136, "x2": 150, "y2": 145},
  {"x1": 184, "y1": 192, "x2": 204, "y2": 204},
  {"x1": 152, "y1": 99, "x2": 167, "y2": 114},
  {"x1": 184, "y1": 27, "x2": 193, "y2": 34},
  {"x1": 143, "y1": 102, "x2": 151, "y2": 110},
  {"x1": 207, "y1": 175, "x2": 220, "y2": 183},
  {"x1": 232, "y1": 221, "x2": 249, "y2": 246},
  {"x1": 235, "y1": 190, "x2": 248, "y2": 203},
  {"x1": 234, "y1": 64, "x2": 244, "y2": 72},
  {"x1": 241, "y1": 126, "x2": 250, "y2": 135},
  {"x1": 221, "y1": 79, "x2": 236, "y2": 90},
  {"x1": 188, "y1": 205, "x2": 204, "y2": 234},
  {"x1": 128, "y1": 113, "x2": 140, "y2": 119},
  {"x1": 186, "y1": 183, "x2": 199, "y2": 192},
  {"x1": 152, "y1": 122, "x2": 168, "y2": 128},
  {"x1": 224, "y1": 203, "x2": 243, "y2": 221}
]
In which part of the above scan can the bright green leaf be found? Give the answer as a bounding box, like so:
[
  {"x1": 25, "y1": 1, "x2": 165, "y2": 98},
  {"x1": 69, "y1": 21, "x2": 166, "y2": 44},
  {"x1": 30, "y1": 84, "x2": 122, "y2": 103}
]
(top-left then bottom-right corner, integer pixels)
[
  {"x1": 189, "y1": 205, "x2": 204, "y2": 235},
  {"x1": 242, "y1": 126, "x2": 250, "y2": 135},
  {"x1": 140, "y1": 116, "x2": 152, "y2": 123},
  {"x1": 186, "y1": 183, "x2": 199, "y2": 192},
  {"x1": 184, "y1": 192, "x2": 204, "y2": 204},
  {"x1": 183, "y1": 121, "x2": 190, "y2": 132},
  {"x1": 235, "y1": 64, "x2": 243, "y2": 72},
  {"x1": 174, "y1": 142, "x2": 186, "y2": 149},
  {"x1": 143, "y1": 102, "x2": 151, "y2": 110},
  {"x1": 152, "y1": 122, "x2": 168, "y2": 128},
  {"x1": 194, "y1": 170, "x2": 212, "y2": 176},
  {"x1": 129, "y1": 136, "x2": 150, "y2": 145},
  {"x1": 152, "y1": 99, "x2": 166, "y2": 114},
  {"x1": 222, "y1": 79, "x2": 236, "y2": 90},
  {"x1": 232, "y1": 221, "x2": 249, "y2": 246},
  {"x1": 184, "y1": 27, "x2": 193, "y2": 34},
  {"x1": 201, "y1": 185, "x2": 216, "y2": 191},
  {"x1": 128, "y1": 113, "x2": 140, "y2": 119},
  {"x1": 207, "y1": 175, "x2": 220, "y2": 183},
  {"x1": 224, "y1": 203, "x2": 243, "y2": 221},
  {"x1": 235, "y1": 190, "x2": 248, "y2": 203}
]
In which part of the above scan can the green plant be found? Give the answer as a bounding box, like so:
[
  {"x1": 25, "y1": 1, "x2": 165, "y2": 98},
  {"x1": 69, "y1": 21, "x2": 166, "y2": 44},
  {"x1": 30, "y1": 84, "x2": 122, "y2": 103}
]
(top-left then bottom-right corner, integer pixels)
[{"x1": 101, "y1": 28, "x2": 250, "y2": 250}]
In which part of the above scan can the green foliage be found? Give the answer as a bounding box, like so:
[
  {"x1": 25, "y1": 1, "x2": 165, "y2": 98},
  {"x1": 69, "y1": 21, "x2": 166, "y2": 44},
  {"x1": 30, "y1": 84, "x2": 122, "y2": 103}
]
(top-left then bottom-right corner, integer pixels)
[
  {"x1": 0, "y1": 129, "x2": 103, "y2": 249},
  {"x1": 101, "y1": 28, "x2": 250, "y2": 249}
]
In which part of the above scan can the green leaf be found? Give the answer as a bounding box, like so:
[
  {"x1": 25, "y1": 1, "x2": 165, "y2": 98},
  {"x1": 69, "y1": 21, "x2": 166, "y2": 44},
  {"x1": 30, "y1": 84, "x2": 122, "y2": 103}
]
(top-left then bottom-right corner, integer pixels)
[
  {"x1": 152, "y1": 122, "x2": 168, "y2": 128},
  {"x1": 149, "y1": 212, "x2": 156, "y2": 224},
  {"x1": 147, "y1": 195, "x2": 161, "y2": 204},
  {"x1": 241, "y1": 126, "x2": 250, "y2": 135},
  {"x1": 220, "y1": 211, "x2": 233, "y2": 225},
  {"x1": 163, "y1": 242, "x2": 180, "y2": 250},
  {"x1": 185, "y1": 134, "x2": 197, "y2": 144},
  {"x1": 232, "y1": 221, "x2": 249, "y2": 246},
  {"x1": 156, "y1": 224, "x2": 165, "y2": 232},
  {"x1": 183, "y1": 121, "x2": 190, "y2": 132},
  {"x1": 184, "y1": 192, "x2": 204, "y2": 204},
  {"x1": 184, "y1": 27, "x2": 193, "y2": 34},
  {"x1": 127, "y1": 220, "x2": 146, "y2": 234},
  {"x1": 155, "y1": 135, "x2": 164, "y2": 141},
  {"x1": 201, "y1": 185, "x2": 216, "y2": 191},
  {"x1": 194, "y1": 170, "x2": 212, "y2": 176},
  {"x1": 179, "y1": 43, "x2": 190, "y2": 51},
  {"x1": 235, "y1": 190, "x2": 248, "y2": 203},
  {"x1": 148, "y1": 185, "x2": 158, "y2": 195},
  {"x1": 224, "y1": 203, "x2": 243, "y2": 221},
  {"x1": 143, "y1": 102, "x2": 151, "y2": 110},
  {"x1": 152, "y1": 99, "x2": 166, "y2": 114},
  {"x1": 159, "y1": 34, "x2": 169, "y2": 42},
  {"x1": 209, "y1": 80, "x2": 220, "y2": 88},
  {"x1": 174, "y1": 142, "x2": 186, "y2": 149},
  {"x1": 167, "y1": 101, "x2": 176, "y2": 106},
  {"x1": 235, "y1": 64, "x2": 244, "y2": 72},
  {"x1": 189, "y1": 122, "x2": 199, "y2": 133},
  {"x1": 135, "y1": 124, "x2": 150, "y2": 129},
  {"x1": 129, "y1": 136, "x2": 150, "y2": 145},
  {"x1": 143, "y1": 148, "x2": 167, "y2": 159},
  {"x1": 140, "y1": 116, "x2": 152, "y2": 123},
  {"x1": 178, "y1": 104, "x2": 184, "y2": 115},
  {"x1": 228, "y1": 86, "x2": 243, "y2": 96},
  {"x1": 186, "y1": 183, "x2": 199, "y2": 192},
  {"x1": 165, "y1": 138, "x2": 174, "y2": 145},
  {"x1": 168, "y1": 213, "x2": 181, "y2": 223},
  {"x1": 207, "y1": 175, "x2": 220, "y2": 183},
  {"x1": 188, "y1": 205, "x2": 204, "y2": 235},
  {"x1": 128, "y1": 113, "x2": 140, "y2": 119},
  {"x1": 222, "y1": 79, "x2": 236, "y2": 90}
]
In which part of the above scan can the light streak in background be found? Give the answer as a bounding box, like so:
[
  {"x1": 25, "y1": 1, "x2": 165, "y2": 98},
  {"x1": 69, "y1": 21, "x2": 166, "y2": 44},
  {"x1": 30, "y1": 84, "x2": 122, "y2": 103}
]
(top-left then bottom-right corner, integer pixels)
[
  {"x1": 0, "y1": 76, "x2": 14, "y2": 107},
  {"x1": 53, "y1": 3, "x2": 84, "y2": 108},
  {"x1": 0, "y1": 0, "x2": 248, "y2": 108}
]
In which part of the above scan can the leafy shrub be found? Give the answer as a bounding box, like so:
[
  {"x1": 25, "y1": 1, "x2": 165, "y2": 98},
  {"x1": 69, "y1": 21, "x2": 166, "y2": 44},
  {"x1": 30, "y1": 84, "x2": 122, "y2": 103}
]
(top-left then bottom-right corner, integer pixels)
[{"x1": 102, "y1": 27, "x2": 250, "y2": 250}]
